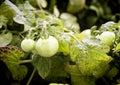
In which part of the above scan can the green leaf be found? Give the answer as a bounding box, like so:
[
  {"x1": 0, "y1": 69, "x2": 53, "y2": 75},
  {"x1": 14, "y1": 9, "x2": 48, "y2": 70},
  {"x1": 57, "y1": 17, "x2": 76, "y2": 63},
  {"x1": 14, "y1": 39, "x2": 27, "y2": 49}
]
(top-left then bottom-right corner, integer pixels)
[
  {"x1": 82, "y1": 37, "x2": 110, "y2": 53},
  {"x1": 0, "y1": 15, "x2": 8, "y2": 28},
  {"x1": 65, "y1": 64, "x2": 81, "y2": 76},
  {"x1": 75, "y1": 29, "x2": 91, "y2": 41},
  {"x1": 71, "y1": 76, "x2": 95, "y2": 85},
  {"x1": 65, "y1": 64, "x2": 95, "y2": 85},
  {"x1": 0, "y1": 46, "x2": 24, "y2": 63},
  {"x1": 99, "y1": 21, "x2": 115, "y2": 32},
  {"x1": 70, "y1": 42, "x2": 86, "y2": 62},
  {"x1": 114, "y1": 43, "x2": 120, "y2": 52},
  {"x1": 32, "y1": 55, "x2": 51, "y2": 79},
  {"x1": 47, "y1": 55, "x2": 69, "y2": 82},
  {"x1": 57, "y1": 34, "x2": 70, "y2": 55},
  {"x1": 0, "y1": 2, "x2": 16, "y2": 25},
  {"x1": 0, "y1": 32, "x2": 13, "y2": 47},
  {"x1": 7, "y1": 64, "x2": 28, "y2": 81},
  {"x1": 48, "y1": 18, "x2": 64, "y2": 35},
  {"x1": 17, "y1": 1, "x2": 36, "y2": 27},
  {"x1": 60, "y1": 13, "x2": 80, "y2": 32},
  {"x1": 10, "y1": 35, "x2": 22, "y2": 47},
  {"x1": 106, "y1": 67, "x2": 119, "y2": 80},
  {"x1": 0, "y1": 46, "x2": 27, "y2": 81},
  {"x1": 70, "y1": 39, "x2": 112, "y2": 78},
  {"x1": 82, "y1": 37, "x2": 101, "y2": 47},
  {"x1": 76, "y1": 46, "x2": 112, "y2": 78}
]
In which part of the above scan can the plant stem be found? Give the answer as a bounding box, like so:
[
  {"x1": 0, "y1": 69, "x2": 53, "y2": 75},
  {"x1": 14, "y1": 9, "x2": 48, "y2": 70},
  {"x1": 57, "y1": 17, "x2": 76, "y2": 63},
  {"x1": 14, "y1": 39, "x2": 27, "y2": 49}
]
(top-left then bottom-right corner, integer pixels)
[
  {"x1": 69, "y1": 34, "x2": 81, "y2": 44},
  {"x1": 69, "y1": 33, "x2": 86, "y2": 45},
  {"x1": 26, "y1": 68, "x2": 36, "y2": 85},
  {"x1": 28, "y1": 29, "x2": 32, "y2": 39},
  {"x1": 19, "y1": 59, "x2": 32, "y2": 64}
]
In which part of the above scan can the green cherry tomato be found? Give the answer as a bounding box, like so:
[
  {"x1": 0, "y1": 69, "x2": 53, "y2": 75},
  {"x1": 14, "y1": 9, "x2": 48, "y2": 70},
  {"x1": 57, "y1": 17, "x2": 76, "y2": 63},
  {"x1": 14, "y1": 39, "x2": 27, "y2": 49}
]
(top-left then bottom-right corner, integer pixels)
[
  {"x1": 35, "y1": 36, "x2": 59, "y2": 57},
  {"x1": 99, "y1": 31, "x2": 115, "y2": 46},
  {"x1": 21, "y1": 39, "x2": 35, "y2": 52}
]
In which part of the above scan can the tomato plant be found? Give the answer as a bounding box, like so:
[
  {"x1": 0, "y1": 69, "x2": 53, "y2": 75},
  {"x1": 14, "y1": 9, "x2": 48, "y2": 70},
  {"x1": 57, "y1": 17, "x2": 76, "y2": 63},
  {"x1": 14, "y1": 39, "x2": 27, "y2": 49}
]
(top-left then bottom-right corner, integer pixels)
[{"x1": 0, "y1": 0, "x2": 120, "y2": 85}]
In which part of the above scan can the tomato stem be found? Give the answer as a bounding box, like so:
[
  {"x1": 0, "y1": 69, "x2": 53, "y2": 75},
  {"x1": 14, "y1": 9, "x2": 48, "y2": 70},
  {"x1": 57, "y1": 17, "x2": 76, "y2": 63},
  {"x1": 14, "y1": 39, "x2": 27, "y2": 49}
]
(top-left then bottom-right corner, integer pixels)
[
  {"x1": 41, "y1": 21, "x2": 49, "y2": 39},
  {"x1": 70, "y1": 34, "x2": 81, "y2": 43},
  {"x1": 19, "y1": 59, "x2": 32, "y2": 64},
  {"x1": 67, "y1": 33, "x2": 88, "y2": 50},
  {"x1": 67, "y1": 33, "x2": 83, "y2": 45},
  {"x1": 26, "y1": 68, "x2": 36, "y2": 85},
  {"x1": 27, "y1": 29, "x2": 32, "y2": 39}
]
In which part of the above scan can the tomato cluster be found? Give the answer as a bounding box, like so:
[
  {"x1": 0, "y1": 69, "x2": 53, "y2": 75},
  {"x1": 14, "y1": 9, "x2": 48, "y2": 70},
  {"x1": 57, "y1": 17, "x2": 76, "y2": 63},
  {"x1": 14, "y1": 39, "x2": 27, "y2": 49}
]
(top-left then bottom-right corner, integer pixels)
[{"x1": 21, "y1": 36, "x2": 59, "y2": 57}]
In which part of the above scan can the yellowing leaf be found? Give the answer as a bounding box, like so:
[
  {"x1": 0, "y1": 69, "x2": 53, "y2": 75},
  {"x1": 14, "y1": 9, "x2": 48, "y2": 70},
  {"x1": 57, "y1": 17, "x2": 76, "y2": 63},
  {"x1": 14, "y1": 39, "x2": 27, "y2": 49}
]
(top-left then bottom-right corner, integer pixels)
[
  {"x1": 76, "y1": 46, "x2": 112, "y2": 78},
  {"x1": 0, "y1": 46, "x2": 27, "y2": 81}
]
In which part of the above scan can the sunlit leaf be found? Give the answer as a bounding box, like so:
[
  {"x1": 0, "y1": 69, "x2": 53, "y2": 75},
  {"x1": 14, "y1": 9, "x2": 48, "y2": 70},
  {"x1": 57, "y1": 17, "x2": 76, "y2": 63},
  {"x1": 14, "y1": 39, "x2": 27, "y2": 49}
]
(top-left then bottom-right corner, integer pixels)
[
  {"x1": 114, "y1": 43, "x2": 120, "y2": 52},
  {"x1": 75, "y1": 29, "x2": 91, "y2": 41},
  {"x1": 82, "y1": 37, "x2": 110, "y2": 53},
  {"x1": 99, "y1": 21, "x2": 115, "y2": 32},
  {"x1": 76, "y1": 45, "x2": 112, "y2": 78},
  {"x1": 70, "y1": 42, "x2": 86, "y2": 62},
  {"x1": 57, "y1": 34, "x2": 70, "y2": 55},
  {"x1": 48, "y1": 17, "x2": 64, "y2": 35},
  {"x1": 82, "y1": 37, "x2": 101, "y2": 46}
]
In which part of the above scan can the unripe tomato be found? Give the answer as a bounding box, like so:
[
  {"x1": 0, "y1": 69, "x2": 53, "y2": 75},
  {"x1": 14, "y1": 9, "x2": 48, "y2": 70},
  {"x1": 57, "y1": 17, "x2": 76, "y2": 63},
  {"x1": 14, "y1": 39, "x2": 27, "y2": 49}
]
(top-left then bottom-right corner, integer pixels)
[
  {"x1": 99, "y1": 31, "x2": 115, "y2": 46},
  {"x1": 21, "y1": 39, "x2": 35, "y2": 52},
  {"x1": 35, "y1": 36, "x2": 59, "y2": 57}
]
